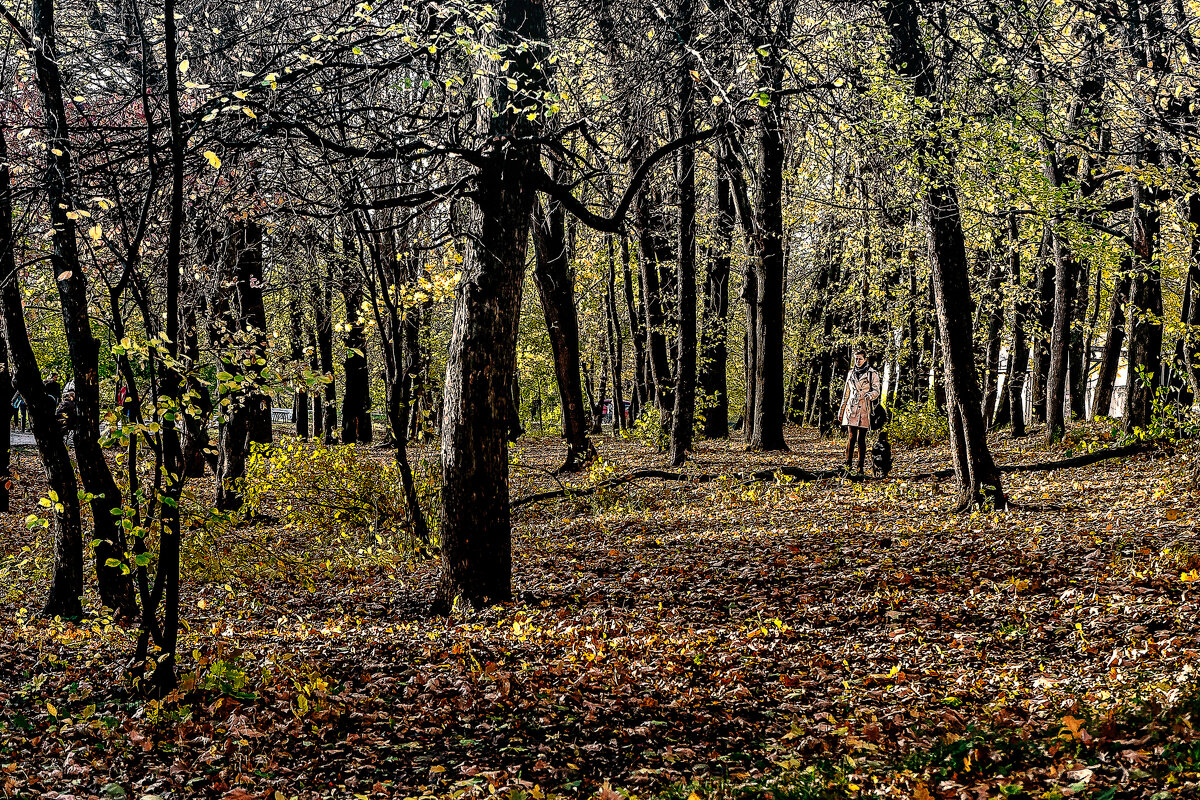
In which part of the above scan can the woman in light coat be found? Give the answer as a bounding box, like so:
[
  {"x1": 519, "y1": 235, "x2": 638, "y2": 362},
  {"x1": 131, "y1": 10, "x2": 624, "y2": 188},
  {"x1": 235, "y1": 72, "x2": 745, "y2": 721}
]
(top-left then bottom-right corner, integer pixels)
[{"x1": 838, "y1": 349, "x2": 881, "y2": 473}]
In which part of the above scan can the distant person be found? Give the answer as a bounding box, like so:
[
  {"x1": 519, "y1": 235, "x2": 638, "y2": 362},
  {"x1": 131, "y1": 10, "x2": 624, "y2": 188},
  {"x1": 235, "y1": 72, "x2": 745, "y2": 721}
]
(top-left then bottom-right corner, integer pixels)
[
  {"x1": 11, "y1": 392, "x2": 26, "y2": 432},
  {"x1": 115, "y1": 379, "x2": 132, "y2": 419},
  {"x1": 838, "y1": 349, "x2": 881, "y2": 475},
  {"x1": 44, "y1": 373, "x2": 62, "y2": 406},
  {"x1": 56, "y1": 391, "x2": 77, "y2": 445}
]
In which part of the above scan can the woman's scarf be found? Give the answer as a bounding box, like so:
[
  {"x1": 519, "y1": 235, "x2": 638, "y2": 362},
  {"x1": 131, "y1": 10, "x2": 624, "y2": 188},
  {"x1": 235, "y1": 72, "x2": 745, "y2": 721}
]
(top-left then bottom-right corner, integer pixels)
[{"x1": 851, "y1": 361, "x2": 871, "y2": 382}]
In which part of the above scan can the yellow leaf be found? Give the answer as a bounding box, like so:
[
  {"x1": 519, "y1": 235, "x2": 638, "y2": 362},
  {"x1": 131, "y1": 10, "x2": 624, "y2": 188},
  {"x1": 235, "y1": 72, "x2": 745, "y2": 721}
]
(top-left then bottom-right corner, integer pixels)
[
  {"x1": 179, "y1": 59, "x2": 189, "y2": 73},
  {"x1": 203, "y1": 150, "x2": 222, "y2": 169},
  {"x1": 46, "y1": 701, "x2": 57, "y2": 718},
  {"x1": 88, "y1": 224, "x2": 102, "y2": 241},
  {"x1": 429, "y1": 765, "x2": 446, "y2": 774},
  {"x1": 242, "y1": 107, "x2": 256, "y2": 118}
]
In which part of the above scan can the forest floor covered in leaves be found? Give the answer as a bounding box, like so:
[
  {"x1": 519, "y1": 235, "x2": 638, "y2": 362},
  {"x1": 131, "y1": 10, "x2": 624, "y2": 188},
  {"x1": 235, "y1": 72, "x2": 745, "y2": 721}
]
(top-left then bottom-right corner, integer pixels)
[{"x1": 2, "y1": 425, "x2": 1200, "y2": 799}]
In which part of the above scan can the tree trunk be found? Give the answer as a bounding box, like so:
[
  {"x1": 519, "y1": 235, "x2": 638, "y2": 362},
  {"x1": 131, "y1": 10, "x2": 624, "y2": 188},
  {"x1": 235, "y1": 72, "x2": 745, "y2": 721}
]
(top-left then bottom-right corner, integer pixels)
[
  {"x1": 699, "y1": 162, "x2": 732, "y2": 438},
  {"x1": 341, "y1": 278, "x2": 372, "y2": 444},
  {"x1": 0, "y1": 121, "x2": 83, "y2": 619},
  {"x1": 1044, "y1": 233, "x2": 1079, "y2": 442},
  {"x1": 1093, "y1": 268, "x2": 1130, "y2": 419},
  {"x1": 980, "y1": 258, "x2": 1004, "y2": 423},
  {"x1": 28, "y1": 0, "x2": 135, "y2": 614},
  {"x1": 606, "y1": 235, "x2": 625, "y2": 433},
  {"x1": 746, "y1": 34, "x2": 789, "y2": 452},
  {"x1": 884, "y1": 0, "x2": 1004, "y2": 509},
  {"x1": 669, "y1": 13, "x2": 698, "y2": 468},
  {"x1": 621, "y1": 234, "x2": 647, "y2": 419},
  {"x1": 1006, "y1": 212, "x2": 1030, "y2": 437},
  {"x1": 432, "y1": 0, "x2": 546, "y2": 614},
  {"x1": 532, "y1": 192, "x2": 594, "y2": 471},
  {"x1": 638, "y1": 194, "x2": 673, "y2": 415},
  {"x1": 290, "y1": 295, "x2": 309, "y2": 440},
  {"x1": 314, "y1": 265, "x2": 337, "y2": 443}
]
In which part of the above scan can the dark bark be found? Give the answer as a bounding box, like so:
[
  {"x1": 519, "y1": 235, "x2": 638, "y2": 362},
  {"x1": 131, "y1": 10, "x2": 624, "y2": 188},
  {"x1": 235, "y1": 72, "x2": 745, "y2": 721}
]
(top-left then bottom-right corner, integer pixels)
[
  {"x1": 0, "y1": 120, "x2": 83, "y2": 619},
  {"x1": 314, "y1": 264, "x2": 337, "y2": 443},
  {"x1": 151, "y1": 0, "x2": 188, "y2": 692},
  {"x1": 1093, "y1": 269, "x2": 1130, "y2": 419},
  {"x1": 532, "y1": 187, "x2": 594, "y2": 471},
  {"x1": 1006, "y1": 212, "x2": 1030, "y2": 437},
  {"x1": 215, "y1": 220, "x2": 272, "y2": 512},
  {"x1": 638, "y1": 193, "x2": 674, "y2": 415},
  {"x1": 28, "y1": 0, "x2": 136, "y2": 614},
  {"x1": 341, "y1": 278, "x2": 372, "y2": 444},
  {"x1": 289, "y1": 295, "x2": 309, "y2": 440},
  {"x1": 621, "y1": 234, "x2": 647, "y2": 418},
  {"x1": 884, "y1": 0, "x2": 1004, "y2": 509},
  {"x1": 606, "y1": 235, "x2": 625, "y2": 433},
  {"x1": 431, "y1": 0, "x2": 547, "y2": 614},
  {"x1": 308, "y1": 327, "x2": 324, "y2": 438},
  {"x1": 699, "y1": 161, "x2": 732, "y2": 438},
  {"x1": 746, "y1": 16, "x2": 791, "y2": 452},
  {"x1": 669, "y1": 6, "x2": 698, "y2": 468}
]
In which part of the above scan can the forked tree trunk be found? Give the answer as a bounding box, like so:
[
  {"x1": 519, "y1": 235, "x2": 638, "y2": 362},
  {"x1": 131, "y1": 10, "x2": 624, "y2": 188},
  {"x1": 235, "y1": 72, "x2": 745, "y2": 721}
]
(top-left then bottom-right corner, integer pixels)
[
  {"x1": 27, "y1": 0, "x2": 136, "y2": 614},
  {"x1": 0, "y1": 120, "x2": 83, "y2": 619}
]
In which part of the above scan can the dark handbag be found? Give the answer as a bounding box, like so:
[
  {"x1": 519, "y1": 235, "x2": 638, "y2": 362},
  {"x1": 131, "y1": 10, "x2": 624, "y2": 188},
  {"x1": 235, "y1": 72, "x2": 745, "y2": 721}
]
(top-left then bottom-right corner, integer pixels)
[{"x1": 869, "y1": 402, "x2": 889, "y2": 431}]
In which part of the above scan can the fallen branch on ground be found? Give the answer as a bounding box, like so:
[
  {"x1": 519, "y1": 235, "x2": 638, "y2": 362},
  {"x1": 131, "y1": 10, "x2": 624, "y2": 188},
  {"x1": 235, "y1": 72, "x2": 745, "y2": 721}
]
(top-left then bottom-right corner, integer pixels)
[
  {"x1": 906, "y1": 442, "x2": 1153, "y2": 480},
  {"x1": 511, "y1": 443, "x2": 1154, "y2": 509}
]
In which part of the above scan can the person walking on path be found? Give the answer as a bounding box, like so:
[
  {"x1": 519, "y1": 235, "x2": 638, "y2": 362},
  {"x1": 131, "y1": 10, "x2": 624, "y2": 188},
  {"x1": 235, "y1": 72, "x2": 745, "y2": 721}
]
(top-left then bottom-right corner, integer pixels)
[
  {"x1": 838, "y1": 349, "x2": 881, "y2": 474},
  {"x1": 11, "y1": 392, "x2": 26, "y2": 432}
]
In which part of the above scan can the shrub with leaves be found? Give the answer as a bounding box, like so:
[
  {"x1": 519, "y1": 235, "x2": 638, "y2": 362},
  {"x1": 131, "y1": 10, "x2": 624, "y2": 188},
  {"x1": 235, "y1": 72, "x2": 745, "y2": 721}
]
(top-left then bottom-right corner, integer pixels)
[
  {"x1": 885, "y1": 400, "x2": 950, "y2": 448},
  {"x1": 237, "y1": 439, "x2": 427, "y2": 548}
]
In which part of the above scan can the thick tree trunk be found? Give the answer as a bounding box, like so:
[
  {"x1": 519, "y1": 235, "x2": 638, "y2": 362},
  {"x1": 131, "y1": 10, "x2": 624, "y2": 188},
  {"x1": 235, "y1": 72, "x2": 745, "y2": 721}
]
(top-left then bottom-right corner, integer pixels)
[
  {"x1": 884, "y1": 0, "x2": 1004, "y2": 509},
  {"x1": 28, "y1": 0, "x2": 135, "y2": 614},
  {"x1": 532, "y1": 193, "x2": 594, "y2": 471},
  {"x1": 1, "y1": 122, "x2": 83, "y2": 619},
  {"x1": 432, "y1": 0, "x2": 546, "y2": 614},
  {"x1": 747, "y1": 38, "x2": 789, "y2": 452}
]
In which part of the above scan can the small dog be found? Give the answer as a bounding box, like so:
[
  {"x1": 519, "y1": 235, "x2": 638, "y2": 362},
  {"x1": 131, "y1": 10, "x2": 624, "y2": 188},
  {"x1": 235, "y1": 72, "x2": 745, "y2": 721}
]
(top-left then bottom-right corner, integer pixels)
[{"x1": 871, "y1": 432, "x2": 893, "y2": 478}]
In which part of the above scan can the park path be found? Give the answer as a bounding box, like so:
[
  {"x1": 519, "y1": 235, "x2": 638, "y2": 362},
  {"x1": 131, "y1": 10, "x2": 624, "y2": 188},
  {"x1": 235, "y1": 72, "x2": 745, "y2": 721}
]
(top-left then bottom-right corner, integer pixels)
[{"x1": 8, "y1": 429, "x2": 35, "y2": 447}]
